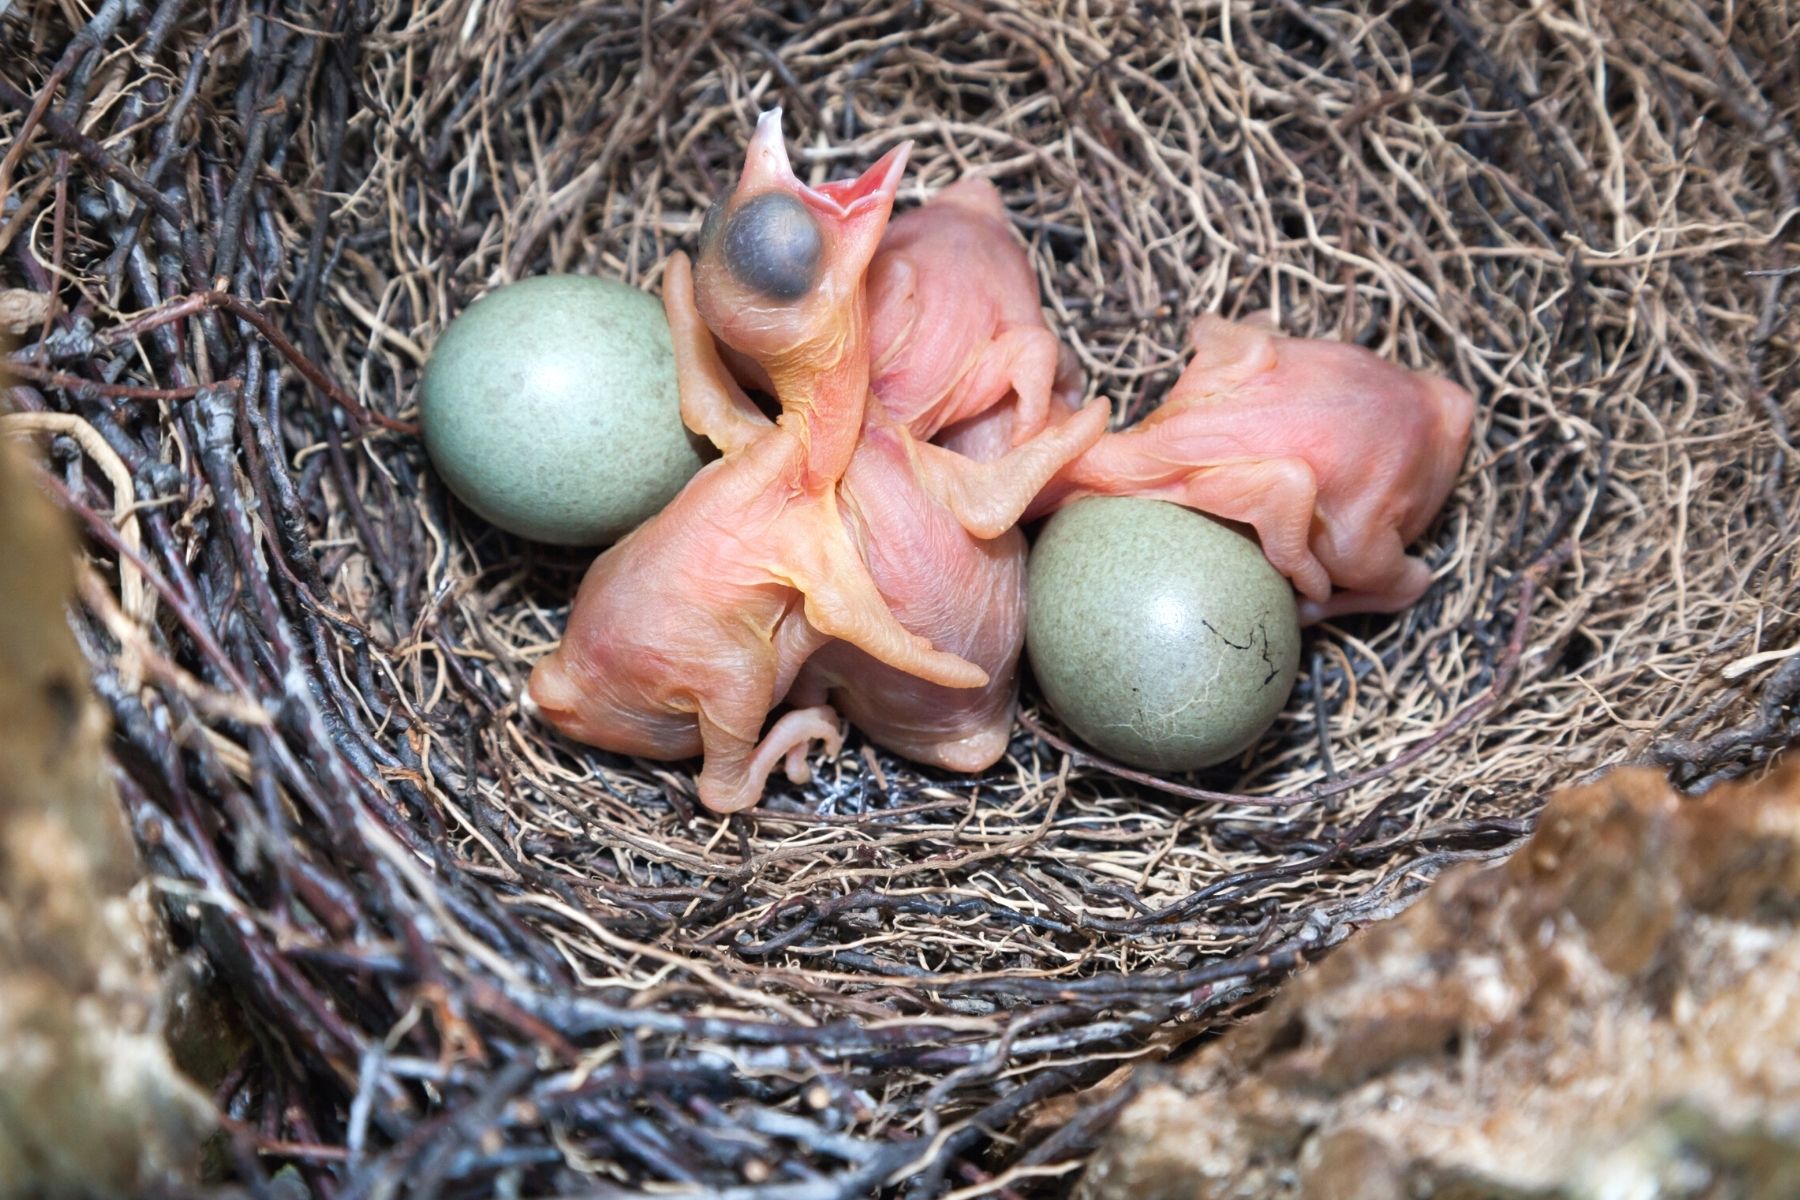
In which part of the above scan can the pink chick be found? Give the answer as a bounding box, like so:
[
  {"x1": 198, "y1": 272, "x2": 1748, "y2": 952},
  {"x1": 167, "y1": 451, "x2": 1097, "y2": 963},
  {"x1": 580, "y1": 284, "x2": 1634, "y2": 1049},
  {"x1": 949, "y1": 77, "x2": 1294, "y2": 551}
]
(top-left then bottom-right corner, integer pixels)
[
  {"x1": 864, "y1": 176, "x2": 1085, "y2": 441},
  {"x1": 1035, "y1": 313, "x2": 1475, "y2": 624},
  {"x1": 789, "y1": 390, "x2": 1105, "y2": 772},
  {"x1": 527, "y1": 112, "x2": 986, "y2": 814},
  {"x1": 716, "y1": 176, "x2": 1085, "y2": 440},
  {"x1": 784, "y1": 181, "x2": 1108, "y2": 771}
]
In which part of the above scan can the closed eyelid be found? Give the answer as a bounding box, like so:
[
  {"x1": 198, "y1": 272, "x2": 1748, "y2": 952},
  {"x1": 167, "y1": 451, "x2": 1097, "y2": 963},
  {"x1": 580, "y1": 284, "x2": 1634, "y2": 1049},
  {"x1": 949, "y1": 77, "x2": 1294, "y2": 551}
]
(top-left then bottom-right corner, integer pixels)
[{"x1": 722, "y1": 192, "x2": 822, "y2": 302}]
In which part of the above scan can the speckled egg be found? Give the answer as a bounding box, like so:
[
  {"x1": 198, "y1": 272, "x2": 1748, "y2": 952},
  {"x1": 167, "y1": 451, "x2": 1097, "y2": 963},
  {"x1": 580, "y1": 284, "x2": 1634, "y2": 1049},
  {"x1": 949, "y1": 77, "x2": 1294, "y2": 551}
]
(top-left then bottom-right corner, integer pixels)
[
  {"x1": 421, "y1": 274, "x2": 708, "y2": 545},
  {"x1": 1026, "y1": 497, "x2": 1301, "y2": 772}
]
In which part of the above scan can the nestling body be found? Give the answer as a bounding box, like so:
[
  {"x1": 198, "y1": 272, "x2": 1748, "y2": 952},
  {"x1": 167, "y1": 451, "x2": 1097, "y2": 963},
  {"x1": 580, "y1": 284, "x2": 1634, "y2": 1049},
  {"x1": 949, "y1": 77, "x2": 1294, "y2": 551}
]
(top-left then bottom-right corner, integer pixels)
[
  {"x1": 1037, "y1": 313, "x2": 1475, "y2": 623},
  {"x1": 790, "y1": 180, "x2": 1105, "y2": 770},
  {"x1": 528, "y1": 114, "x2": 986, "y2": 813},
  {"x1": 793, "y1": 392, "x2": 1103, "y2": 771},
  {"x1": 864, "y1": 177, "x2": 1084, "y2": 441}
]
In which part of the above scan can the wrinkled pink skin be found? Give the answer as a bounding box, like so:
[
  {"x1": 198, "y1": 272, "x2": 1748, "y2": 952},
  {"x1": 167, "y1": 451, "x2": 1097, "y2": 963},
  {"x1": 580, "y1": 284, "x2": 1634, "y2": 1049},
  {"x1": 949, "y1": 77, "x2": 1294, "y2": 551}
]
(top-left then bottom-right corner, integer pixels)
[
  {"x1": 864, "y1": 178, "x2": 1084, "y2": 441},
  {"x1": 528, "y1": 115, "x2": 987, "y2": 814},
  {"x1": 787, "y1": 181, "x2": 1105, "y2": 770},
  {"x1": 786, "y1": 417, "x2": 1029, "y2": 772},
  {"x1": 792, "y1": 393, "x2": 1105, "y2": 771},
  {"x1": 1036, "y1": 314, "x2": 1475, "y2": 624}
]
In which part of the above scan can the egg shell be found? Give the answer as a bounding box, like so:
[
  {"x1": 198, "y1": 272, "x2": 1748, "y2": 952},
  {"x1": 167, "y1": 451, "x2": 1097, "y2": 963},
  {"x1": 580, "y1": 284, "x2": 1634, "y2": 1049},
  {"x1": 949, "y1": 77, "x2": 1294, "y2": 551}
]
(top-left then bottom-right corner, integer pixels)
[
  {"x1": 421, "y1": 274, "x2": 709, "y2": 545},
  {"x1": 1026, "y1": 497, "x2": 1300, "y2": 772}
]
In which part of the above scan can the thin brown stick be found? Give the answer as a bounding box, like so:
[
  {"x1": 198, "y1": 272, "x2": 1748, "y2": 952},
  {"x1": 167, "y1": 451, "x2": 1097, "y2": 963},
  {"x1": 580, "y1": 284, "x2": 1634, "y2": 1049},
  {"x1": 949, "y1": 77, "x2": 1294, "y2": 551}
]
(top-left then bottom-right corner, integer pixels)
[
  {"x1": 5, "y1": 357, "x2": 209, "y2": 401},
  {"x1": 94, "y1": 288, "x2": 419, "y2": 434}
]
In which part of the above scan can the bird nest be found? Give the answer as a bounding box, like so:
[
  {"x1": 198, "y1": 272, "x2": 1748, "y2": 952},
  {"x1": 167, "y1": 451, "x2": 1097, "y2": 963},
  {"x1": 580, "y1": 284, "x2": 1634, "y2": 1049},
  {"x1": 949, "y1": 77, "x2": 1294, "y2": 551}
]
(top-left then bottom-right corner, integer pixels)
[{"x1": 2, "y1": 1, "x2": 1796, "y2": 1196}]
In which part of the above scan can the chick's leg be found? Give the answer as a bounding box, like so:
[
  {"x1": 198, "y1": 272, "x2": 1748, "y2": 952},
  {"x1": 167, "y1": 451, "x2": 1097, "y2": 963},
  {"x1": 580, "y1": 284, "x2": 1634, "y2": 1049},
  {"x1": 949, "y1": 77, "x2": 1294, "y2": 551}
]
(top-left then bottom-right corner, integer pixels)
[
  {"x1": 1175, "y1": 456, "x2": 1332, "y2": 604},
  {"x1": 1298, "y1": 556, "x2": 1433, "y2": 625},
  {"x1": 767, "y1": 603, "x2": 831, "y2": 703},
  {"x1": 778, "y1": 666, "x2": 839, "y2": 782},
  {"x1": 1298, "y1": 524, "x2": 1434, "y2": 625},
  {"x1": 691, "y1": 678, "x2": 841, "y2": 814},
  {"x1": 910, "y1": 397, "x2": 1110, "y2": 539},
  {"x1": 689, "y1": 660, "x2": 779, "y2": 813},
  {"x1": 769, "y1": 502, "x2": 988, "y2": 690},
  {"x1": 941, "y1": 325, "x2": 1073, "y2": 443},
  {"x1": 768, "y1": 706, "x2": 847, "y2": 784}
]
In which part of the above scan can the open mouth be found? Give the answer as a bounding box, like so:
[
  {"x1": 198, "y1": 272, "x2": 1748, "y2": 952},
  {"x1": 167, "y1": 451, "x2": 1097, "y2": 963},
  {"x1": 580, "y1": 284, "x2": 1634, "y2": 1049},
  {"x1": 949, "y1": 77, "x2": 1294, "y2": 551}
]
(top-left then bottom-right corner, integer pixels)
[{"x1": 744, "y1": 107, "x2": 910, "y2": 218}]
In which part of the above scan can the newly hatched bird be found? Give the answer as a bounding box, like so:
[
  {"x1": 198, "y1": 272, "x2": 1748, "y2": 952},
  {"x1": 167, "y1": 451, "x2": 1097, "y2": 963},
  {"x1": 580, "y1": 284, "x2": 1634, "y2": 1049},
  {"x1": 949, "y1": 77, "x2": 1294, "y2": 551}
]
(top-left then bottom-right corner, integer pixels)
[
  {"x1": 787, "y1": 180, "x2": 1107, "y2": 771},
  {"x1": 863, "y1": 177, "x2": 1085, "y2": 442},
  {"x1": 717, "y1": 176, "x2": 1086, "y2": 440},
  {"x1": 528, "y1": 113, "x2": 985, "y2": 814},
  {"x1": 1034, "y1": 313, "x2": 1475, "y2": 624}
]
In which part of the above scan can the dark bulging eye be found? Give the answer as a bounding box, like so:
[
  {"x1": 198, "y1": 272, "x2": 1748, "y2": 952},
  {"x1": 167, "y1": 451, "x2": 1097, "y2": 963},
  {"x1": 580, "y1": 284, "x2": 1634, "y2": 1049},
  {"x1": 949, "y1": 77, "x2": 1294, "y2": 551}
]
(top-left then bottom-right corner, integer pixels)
[{"x1": 722, "y1": 192, "x2": 821, "y2": 302}]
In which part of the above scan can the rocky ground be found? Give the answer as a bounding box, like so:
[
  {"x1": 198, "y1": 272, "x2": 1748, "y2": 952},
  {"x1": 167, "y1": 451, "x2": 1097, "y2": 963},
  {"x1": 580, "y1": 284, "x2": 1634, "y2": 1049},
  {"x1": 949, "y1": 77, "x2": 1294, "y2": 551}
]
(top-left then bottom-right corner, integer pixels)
[{"x1": 1081, "y1": 762, "x2": 1800, "y2": 1200}]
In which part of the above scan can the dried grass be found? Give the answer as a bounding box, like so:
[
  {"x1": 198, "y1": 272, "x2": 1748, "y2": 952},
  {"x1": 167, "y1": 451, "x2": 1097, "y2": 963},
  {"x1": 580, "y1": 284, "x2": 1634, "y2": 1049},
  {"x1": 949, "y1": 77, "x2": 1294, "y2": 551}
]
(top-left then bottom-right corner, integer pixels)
[{"x1": 2, "y1": 0, "x2": 1797, "y2": 1195}]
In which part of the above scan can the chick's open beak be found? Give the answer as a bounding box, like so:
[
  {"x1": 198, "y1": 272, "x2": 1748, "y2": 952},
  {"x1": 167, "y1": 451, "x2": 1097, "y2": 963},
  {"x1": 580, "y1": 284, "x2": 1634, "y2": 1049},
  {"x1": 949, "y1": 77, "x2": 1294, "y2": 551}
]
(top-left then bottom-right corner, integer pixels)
[{"x1": 738, "y1": 107, "x2": 911, "y2": 221}]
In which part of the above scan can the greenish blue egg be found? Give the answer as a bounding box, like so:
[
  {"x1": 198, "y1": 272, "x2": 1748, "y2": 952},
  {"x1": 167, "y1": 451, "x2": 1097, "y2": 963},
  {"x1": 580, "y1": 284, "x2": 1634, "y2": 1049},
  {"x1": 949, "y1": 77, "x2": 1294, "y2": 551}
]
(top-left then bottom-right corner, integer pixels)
[
  {"x1": 421, "y1": 274, "x2": 709, "y2": 545},
  {"x1": 1026, "y1": 497, "x2": 1301, "y2": 772}
]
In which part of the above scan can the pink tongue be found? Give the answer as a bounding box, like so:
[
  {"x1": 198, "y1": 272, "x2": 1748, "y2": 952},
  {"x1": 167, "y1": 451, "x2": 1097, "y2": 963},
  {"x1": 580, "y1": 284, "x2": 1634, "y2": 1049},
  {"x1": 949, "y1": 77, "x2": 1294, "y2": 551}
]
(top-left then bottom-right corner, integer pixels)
[
  {"x1": 813, "y1": 176, "x2": 875, "y2": 205},
  {"x1": 811, "y1": 151, "x2": 902, "y2": 212}
]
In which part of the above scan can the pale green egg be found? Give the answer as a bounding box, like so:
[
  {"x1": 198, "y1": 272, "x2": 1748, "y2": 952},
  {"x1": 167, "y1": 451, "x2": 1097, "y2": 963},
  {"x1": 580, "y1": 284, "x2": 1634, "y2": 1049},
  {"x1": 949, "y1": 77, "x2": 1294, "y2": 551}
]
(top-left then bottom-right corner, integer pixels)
[
  {"x1": 421, "y1": 275, "x2": 709, "y2": 545},
  {"x1": 1026, "y1": 497, "x2": 1301, "y2": 772}
]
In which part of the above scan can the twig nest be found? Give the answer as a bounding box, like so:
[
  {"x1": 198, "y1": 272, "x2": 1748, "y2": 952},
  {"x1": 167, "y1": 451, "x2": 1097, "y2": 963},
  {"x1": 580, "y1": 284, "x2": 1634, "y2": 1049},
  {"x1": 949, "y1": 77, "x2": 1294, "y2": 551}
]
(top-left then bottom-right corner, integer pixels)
[
  {"x1": 1026, "y1": 498, "x2": 1300, "y2": 771},
  {"x1": 421, "y1": 275, "x2": 709, "y2": 545}
]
